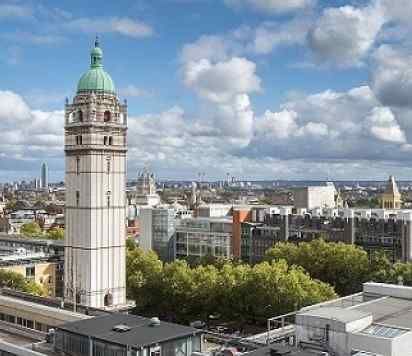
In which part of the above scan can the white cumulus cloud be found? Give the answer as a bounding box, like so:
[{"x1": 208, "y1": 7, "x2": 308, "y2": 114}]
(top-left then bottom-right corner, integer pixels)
[
  {"x1": 183, "y1": 57, "x2": 261, "y2": 103},
  {"x1": 308, "y1": 1, "x2": 385, "y2": 66}
]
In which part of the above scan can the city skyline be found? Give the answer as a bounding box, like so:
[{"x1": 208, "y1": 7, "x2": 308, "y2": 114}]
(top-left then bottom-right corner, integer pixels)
[{"x1": 1, "y1": 0, "x2": 412, "y2": 181}]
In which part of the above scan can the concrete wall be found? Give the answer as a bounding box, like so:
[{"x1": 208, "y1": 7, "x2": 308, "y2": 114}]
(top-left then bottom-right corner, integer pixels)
[
  {"x1": 197, "y1": 205, "x2": 232, "y2": 218},
  {"x1": 363, "y1": 282, "x2": 412, "y2": 299},
  {"x1": 294, "y1": 186, "x2": 335, "y2": 209},
  {"x1": 139, "y1": 208, "x2": 153, "y2": 252}
]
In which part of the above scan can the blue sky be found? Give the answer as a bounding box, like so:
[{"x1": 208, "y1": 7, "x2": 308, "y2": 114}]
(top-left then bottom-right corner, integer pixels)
[{"x1": 1, "y1": 0, "x2": 412, "y2": 182}]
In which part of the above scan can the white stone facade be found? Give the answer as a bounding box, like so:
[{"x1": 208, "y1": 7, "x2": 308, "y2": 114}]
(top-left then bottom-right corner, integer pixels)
[
  {"x1": 294, "y1": 186, "x2": 336, "y2": 210},
  {"x1": 64, "y1": 92, "x2": 127, "y2": 308}
]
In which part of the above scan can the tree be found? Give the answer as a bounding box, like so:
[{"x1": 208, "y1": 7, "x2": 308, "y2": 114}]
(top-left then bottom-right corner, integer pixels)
[
  {"x1": 265, "y1": 240, "x2": 370, "y2": 296},
  {"x1": 126, "y1": 238, "x2": 138, "y2": 251},
  {"x1": 47, "y1": 227, "x2": 64, "y2": 240},
  {"x1": 0, "y1": 270, "x2": 43, "y2": 296},
  {"x1": 5, "y1": 200, "x2": 17, "y2": 212},
  {"x1": 126, "y1": 248, "x2": 336, "y2": 325},
  {"x1": 126, "y1": 248, "x2": 163, "y2": 314},
  {"x1": 20, "y1": 222, "x2": 42, "y2": 237},
  {"x1": 368, "y1": 250, "x2": 394, "y2": 283}
]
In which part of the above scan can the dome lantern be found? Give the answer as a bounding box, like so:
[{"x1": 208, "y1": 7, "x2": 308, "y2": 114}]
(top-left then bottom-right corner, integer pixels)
[{"x1": 77, "y1": 37, "x2": 115, "y2": 94}]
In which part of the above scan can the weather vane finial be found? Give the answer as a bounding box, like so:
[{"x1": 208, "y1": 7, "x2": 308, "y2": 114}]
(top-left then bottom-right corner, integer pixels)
[{"x1": 95, "y1": 35, "x2": 99, "y2": 48}]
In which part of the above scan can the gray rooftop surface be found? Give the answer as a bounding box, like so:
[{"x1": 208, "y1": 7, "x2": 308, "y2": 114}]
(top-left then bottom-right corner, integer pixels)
[
  {"x1": 58, "y1": 314, "x2": 202, "y2": 347},
  {"x1": 298, "y1": 306, "x2": 371, "y2": 324},
  {"x1": 352, "y1": 296, "x2": 412, "y2": 329},
  {"x1": 0, "y1": 329, "x2": 37, "y2": 347}
]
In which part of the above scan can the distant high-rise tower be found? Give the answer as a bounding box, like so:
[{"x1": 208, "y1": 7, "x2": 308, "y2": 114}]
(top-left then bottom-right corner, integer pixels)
[
  {"x1": 41, "y1": 162, "x2": 48, "y2": 190},
  {"x1": 64, "y1": 38, "x2": 127, "y2": 308}
]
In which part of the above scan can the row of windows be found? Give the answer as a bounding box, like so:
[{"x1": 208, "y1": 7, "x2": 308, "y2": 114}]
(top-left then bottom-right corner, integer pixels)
[
  {"x1": 77, "y1": 110, "x2": 112, "y2": 123},
  {"x1": 0, "y1": 312, "x2": 52, "y2": 333},
  {"x1": 74, "y1": 135, "x2": 114, "y2": 146}
]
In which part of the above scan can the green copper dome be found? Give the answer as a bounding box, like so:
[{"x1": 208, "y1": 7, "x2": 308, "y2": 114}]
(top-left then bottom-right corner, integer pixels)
[{"x1": 77, "y1": 38, "x2": 115, "y2": 94}]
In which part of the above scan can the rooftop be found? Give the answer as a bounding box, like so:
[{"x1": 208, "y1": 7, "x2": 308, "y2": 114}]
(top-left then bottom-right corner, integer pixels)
[
  {"x1": 298, "y1": 306, "x2": 371, "y2": 324},
  {"x1": 294, "y1": 283, "x2": 412, "y2": 338},
  {"x1": 58, "y1": 314, "x2": 202, "y2": 348}
]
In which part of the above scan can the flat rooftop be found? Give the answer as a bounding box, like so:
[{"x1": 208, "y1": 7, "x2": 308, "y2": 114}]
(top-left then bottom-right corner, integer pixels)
[
  {"x1": 58, "y1": 314, "x2": 202, "y2": 348},
  {"x1": 0, "y1": 328, "x2": 37, "y2": 347},
  {"x1": 352, "y1": 296, "x2": 412, "y2": 329},
  {"x1": 296, "y1": 283, "x2": 412, "y2": 334},
  {"x1": 298, "y1": 306, "x2": 370, "y2": 324}
]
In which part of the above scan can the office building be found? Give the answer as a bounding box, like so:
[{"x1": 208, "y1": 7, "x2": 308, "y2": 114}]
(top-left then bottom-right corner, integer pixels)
[
  {"x1": 64, "y1": 38, "x2": 127, "y2": 308},
  {"x1": 196, "y1": 204, "x2": 232, "y2": 218},
  {"x1": 139, "y1": 207, "x2": 176, "y2": 261},
  {"x1": 293, "y1": 185, "x2": 336, "y2": 210},
  {"x1": 175, "y1": 217, "x2": 232, "y2": 261}
]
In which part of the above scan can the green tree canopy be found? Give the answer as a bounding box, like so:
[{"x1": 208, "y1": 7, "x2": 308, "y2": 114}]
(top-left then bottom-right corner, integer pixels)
[
  {"x1": 0, "y1": 270, "x2": 43, "y2": 296},
  {"x1": 265, "y1": 240, "x2": 370, "y2": 296},
  {"x1": 46, "y1": 227, "x2": 64, "y2": 240},
  {"x1": 20, "y1": 222, "x2": 42, "y2": 237},
  {"x1": 127, "y1": 248, "x2": 336, "y2": 325},
  {"x1": 5, "y1": 200, "x2": 17, "y2": 212}
]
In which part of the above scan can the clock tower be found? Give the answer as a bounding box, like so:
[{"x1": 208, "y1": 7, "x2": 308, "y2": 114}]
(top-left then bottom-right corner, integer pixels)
[{"x1": 64, "y1": 38, "x2": 127, "y2": 308}]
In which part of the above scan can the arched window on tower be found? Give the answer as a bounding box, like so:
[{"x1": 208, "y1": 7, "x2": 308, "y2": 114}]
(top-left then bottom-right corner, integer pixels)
[
  {"x1": 78, "y1": 110, "x2": 83, "y2": 122},
  {"x1": 104, "y1": 292, "x2": 113, "y2": 307},
  {"x1": 104, "y1": 111, "x2": 111, "y2": 122}
]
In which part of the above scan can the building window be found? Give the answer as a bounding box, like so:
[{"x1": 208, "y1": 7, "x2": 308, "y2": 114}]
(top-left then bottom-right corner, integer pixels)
[
  {"x1": 26, "y1": 266, "x2": 35, "y2": 278},
  {"x1": 104, "y1": 136, "x2": 108, "y2": 145},
  {"x1": 76, "y1": 135, "x2": 83, "y2": 145},
  {"x1": 104, "y1": 111, "x2": 111, "y2": 122},
  {"x1": 109, "y1": 136, "x2": 113, "y2": 145},
  {"x1": 76, "y1": 157, "x2": 80, "y2": 175},
  {"x1": 76, "y1": 191, "x2": 80, "y2": 206},
  {"x1": 78, "y1": 110, "x2": 83, "y2": 122}
]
